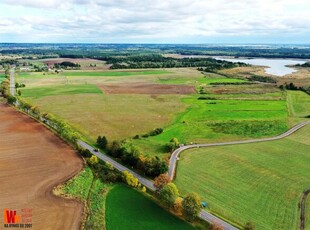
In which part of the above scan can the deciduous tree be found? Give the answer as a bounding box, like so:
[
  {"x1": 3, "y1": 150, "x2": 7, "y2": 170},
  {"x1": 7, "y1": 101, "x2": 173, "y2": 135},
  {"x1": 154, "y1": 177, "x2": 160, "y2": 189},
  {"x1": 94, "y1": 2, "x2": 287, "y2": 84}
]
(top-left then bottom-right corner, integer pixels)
[
  {"x1": 182, "y1": 193, "x2": 201, "y2": 221},
  {"x1": 154, "y1": 173, "x2": 170, "y2": 191},
  {"x1": 160, "y1": 183, "x2": 179, "y2": 208}
]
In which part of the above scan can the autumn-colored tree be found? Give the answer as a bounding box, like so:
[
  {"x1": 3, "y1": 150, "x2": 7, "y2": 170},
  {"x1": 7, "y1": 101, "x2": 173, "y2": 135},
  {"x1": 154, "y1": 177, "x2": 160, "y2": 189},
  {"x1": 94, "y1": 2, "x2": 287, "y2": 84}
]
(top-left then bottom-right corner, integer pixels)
[
  {"x1": 154, "y1": 173, "x2": 170, "y2": 191},
  {"x1": 173, "y1": 197, "x2": 183, "y2": 216},
  {"x1": 141, "y1": 186, "x2": 146, "y2": 193},
  {"x1": 89, "y1": 155, "x2": 99, "y2": 165},
  {"x1": 212, "y1": 224, "x2": 224, "y2": 230},
  {"x1": 123, "y1": 171, "x2": 139, "y2": 188}
]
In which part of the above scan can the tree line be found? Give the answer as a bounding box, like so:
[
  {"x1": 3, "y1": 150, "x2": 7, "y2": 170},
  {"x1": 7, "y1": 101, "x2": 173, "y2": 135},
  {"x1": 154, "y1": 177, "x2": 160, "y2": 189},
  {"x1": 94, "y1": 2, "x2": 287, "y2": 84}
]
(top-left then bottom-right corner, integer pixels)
[{"x1": 97, "y1": 137, "x2": 168, "y2": 178}]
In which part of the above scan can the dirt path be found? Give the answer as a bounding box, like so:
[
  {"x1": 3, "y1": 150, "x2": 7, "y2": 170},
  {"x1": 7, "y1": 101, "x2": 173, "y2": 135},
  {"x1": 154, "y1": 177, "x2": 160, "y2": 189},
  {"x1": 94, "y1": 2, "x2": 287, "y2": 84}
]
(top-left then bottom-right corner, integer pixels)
[{"x1": 0, "y1": 103, "x2": 84, "y2": 230}]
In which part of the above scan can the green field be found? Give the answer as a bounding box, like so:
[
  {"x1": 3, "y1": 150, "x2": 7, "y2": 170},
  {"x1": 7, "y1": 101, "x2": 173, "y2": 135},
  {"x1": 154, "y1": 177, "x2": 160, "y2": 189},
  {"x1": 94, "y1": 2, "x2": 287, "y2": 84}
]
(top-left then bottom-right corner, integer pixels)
[
  {"x1": 204, "y1": 77, "x2": 247, "y2": 84},
  {"x1": 21, "y1": 84, "x2": 102, "y2": 98},
  {"x1": 133, "y1": 95, "x2": 288, "y2": 156},
  {"x1": 175, "y1": 125, "x2": 310, "y2": 230},
  {"x1": 60, "y1": 166, "x2": 93, "y2": 200},
  {"x1": 306, "y1": 195, "x2": 310, "y2": 230},
  {"x1": 58, "y1": 166, "x2": 111, "y2": 230},
  {"x1": 20, "y1": 68, "x2": 290, "y2": 157},
  {"x1": 287, "y1": 90, "x2": 310, "y2": 118},
  {"x1": 60, "y1": 70, "x2": 169, "y2": 77},
  {"x1": 0, "y1": 74, "x2": 5, "y2": 82},
  {"x1": 105, "y1": 185, "x2": 195, "y2": 230},
  {"x1": 31, "y1": 94, "x2": 187, "y2": 142}
]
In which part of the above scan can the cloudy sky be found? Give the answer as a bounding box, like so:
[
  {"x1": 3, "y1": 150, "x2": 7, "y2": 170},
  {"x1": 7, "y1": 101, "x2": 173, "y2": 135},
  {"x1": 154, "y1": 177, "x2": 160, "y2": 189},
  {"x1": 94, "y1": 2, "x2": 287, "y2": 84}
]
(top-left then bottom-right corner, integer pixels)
[{"x1": 0, "y1": 0, "x2": 309, "y2": 43}]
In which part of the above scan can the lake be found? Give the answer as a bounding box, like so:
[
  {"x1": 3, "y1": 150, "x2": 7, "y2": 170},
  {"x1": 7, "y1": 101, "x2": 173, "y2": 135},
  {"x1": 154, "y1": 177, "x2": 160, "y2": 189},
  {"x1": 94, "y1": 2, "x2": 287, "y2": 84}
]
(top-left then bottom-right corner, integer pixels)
[{"x1": 215, "y1": 57, "x2": 306, "y2": 76}]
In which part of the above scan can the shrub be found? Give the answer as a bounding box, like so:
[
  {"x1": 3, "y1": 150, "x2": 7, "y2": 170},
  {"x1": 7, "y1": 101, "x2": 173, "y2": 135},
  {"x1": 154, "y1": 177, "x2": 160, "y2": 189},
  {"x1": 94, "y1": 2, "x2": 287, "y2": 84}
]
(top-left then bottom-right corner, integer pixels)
[
  {"x1": 7, "y1": 95, "x2": 16, "y2": 104},
  {"x1": 88, "y1": 155, "x2": 99, "y2": 165},
  {"x1": 167, "y1": 137, "x2": 180, "y2": 152},
  {"x1": 123, "y1": 171, "x2": 139, "y2": 188}
]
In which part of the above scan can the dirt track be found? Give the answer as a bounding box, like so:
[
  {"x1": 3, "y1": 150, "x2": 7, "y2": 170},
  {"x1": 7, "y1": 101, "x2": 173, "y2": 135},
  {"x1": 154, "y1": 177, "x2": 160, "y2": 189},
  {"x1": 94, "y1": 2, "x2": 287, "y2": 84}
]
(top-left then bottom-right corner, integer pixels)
[
  {"x1": 99, "y1": 82, "x2": 196, "y2": 95},
  {"x1": 0, "y1": 103, "x2": 83, "y2": 230}
]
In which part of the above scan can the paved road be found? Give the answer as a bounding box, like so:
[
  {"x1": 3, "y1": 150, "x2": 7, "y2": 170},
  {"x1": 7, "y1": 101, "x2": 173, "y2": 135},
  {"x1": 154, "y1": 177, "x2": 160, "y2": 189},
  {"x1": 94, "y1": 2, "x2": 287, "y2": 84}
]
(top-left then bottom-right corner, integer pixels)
[
  {"x1": 77, "y1": 140, "x2": 238, "y2": 230},
  {"x1": 168, "y1": 120, "x2": 310, "y2": 180},
  {"x1": 77, "y1": 141, "x2": 156, "y2": 191},
  {"x1": 78, "y1": 120, "x2": 310, "y2": 230},
  {"x1": 9, "y1": 67, "x2": 15, "y2": 96}
]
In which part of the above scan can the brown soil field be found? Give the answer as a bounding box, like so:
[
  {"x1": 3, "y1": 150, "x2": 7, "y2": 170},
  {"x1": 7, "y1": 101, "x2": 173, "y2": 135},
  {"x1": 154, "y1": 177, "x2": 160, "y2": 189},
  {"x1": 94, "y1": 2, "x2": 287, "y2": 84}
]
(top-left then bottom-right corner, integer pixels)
[
  {"x1": 98, "y1": 82, "x2": 196, "y2": 95},
  {"x1": 0, "y1": 103, "x2": 83, "y2": 230}
]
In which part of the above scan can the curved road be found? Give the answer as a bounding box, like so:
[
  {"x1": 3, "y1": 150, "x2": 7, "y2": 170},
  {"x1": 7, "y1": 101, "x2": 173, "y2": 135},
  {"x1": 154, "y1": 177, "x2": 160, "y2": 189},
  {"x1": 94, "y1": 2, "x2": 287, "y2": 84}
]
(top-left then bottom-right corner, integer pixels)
[
  {"x1": 168, "y1": 120, "x2": 310, "y2": 180},
  {"x1": 78, "y1": 120, "x2": 310, "y2": 230}
]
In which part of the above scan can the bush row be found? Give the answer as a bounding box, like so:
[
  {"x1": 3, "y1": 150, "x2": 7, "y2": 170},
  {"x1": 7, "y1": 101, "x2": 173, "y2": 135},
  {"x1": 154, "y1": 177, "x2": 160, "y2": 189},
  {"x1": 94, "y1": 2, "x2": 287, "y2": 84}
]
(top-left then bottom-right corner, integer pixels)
[{"x1": 105, "y1": 140, "x2": 168, "y2": 178}]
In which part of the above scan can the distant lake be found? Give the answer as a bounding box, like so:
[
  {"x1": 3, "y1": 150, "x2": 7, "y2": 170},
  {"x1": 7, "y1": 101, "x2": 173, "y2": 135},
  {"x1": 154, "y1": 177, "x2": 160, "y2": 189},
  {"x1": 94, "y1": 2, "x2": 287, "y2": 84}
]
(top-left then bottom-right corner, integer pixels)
[{"x1": 215, "y1": 57, "x2": 306, "y2": 76}]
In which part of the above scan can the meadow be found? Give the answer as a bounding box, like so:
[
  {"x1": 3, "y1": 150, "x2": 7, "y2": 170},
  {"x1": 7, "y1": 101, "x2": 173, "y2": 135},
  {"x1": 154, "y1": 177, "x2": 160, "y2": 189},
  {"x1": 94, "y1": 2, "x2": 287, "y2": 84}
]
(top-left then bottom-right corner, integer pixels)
[
  {"x1": 105, "y1": 185, "x2": 195, "y2": 230},
  {"x1": 21, "y1": 84, "x2": 102, "y2": 98},
  {"x1": 60, "y1": 70, "x2": 170, "y2": 77},
  {"x1": 57, "y1": 165, "x2": 111, "y2": 230},
  {"x1": 30, "y1": 93, "x2": 187, "y2": 142},
  {"x1": 18, "y1": 68, "x2": 292, "y2": 158},
  {"x1": 307, "y1": 196, "x2": 310, "y2": 229},
  {"x1": 0, "y1": 74, "x2": 5, "y2": 83},
  {"x1": 287, "y1": 90, "x2": 310, "y2": 119},
  {"x1": 175, "y1": 125, "x2": 310, "y2": 230},
  {"x1": 133, "y1": 90, "x2": 288, "y2": 157}
]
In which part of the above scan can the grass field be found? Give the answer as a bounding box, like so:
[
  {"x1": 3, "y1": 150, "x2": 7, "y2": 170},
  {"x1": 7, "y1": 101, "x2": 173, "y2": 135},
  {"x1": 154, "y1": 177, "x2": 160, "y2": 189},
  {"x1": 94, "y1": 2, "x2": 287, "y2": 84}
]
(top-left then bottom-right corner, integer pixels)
[
  {"x1": 0, "y1": 74, "x2": 5, "y2": 84},
  {"x1": 16, "y1": 68, "x2": 200, "y2": 88},
  {"x1": 175, "y1": 125, "x2": 310, "y2": 230},
  {"x1": 287, "y1": 90, "x2": 310, "y2": 118},
  {"x1": 58, "y1": 165, "x2": 112, "y2": 230},
  {"x1": 21, "y1": 84, "x2": 102, "y2": 98},
  {"x1": 31, "y1": 94, "x2": 187, "y2": 142},
  {"x1": 157, "y1": 74, "x2": 246, "y2": 85},
  {"x1": 21, "y1": 68, "x2": 290, "y2": 157},
  {"x1": 60, "y1": 70, "x2": 170, "y2": 77},
  {"x1": 105, "y1": 185, "x2": 195, "y2": 230},
  {"x1": 60, "y1": 166, "x2": 94, "y2": 200},
  {"x1": 306, "y1": 195, "x2": 310, "y2": 230},
  {"x1": 133, "y1": 94, "x2": 288, "y2": 156},
  {"x1": 84, "y1": 179, "x2": 110, "y2": 230}
]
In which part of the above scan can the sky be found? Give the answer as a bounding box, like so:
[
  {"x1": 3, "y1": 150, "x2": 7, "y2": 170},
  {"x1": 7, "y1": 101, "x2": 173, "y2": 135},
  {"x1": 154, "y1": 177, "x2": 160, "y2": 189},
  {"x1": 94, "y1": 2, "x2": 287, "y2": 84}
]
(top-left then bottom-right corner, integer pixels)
[{"x1": 0, "y1": 0, "x2": 309, "y2": 44}]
